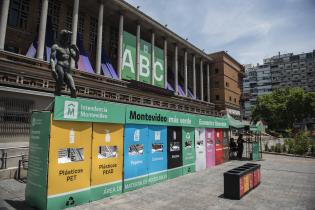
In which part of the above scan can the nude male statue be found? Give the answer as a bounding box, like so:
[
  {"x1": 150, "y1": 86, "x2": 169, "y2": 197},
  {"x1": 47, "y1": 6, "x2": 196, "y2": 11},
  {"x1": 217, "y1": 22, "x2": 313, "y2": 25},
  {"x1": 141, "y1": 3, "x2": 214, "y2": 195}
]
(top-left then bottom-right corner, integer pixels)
[{"x1": 50, "y1": 30, "x2": 79, "y2": 98}]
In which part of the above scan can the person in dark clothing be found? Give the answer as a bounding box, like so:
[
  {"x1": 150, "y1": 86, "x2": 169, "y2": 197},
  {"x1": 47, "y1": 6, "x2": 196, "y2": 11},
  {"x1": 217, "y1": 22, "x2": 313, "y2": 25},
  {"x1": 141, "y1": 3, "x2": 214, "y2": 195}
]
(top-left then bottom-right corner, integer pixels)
[
  {"x1": 229, "y1": 138, "x2": 238, "y2": 159},
  {"x1": 237, "y1": 134, "x2": 245, "y2": 159}
]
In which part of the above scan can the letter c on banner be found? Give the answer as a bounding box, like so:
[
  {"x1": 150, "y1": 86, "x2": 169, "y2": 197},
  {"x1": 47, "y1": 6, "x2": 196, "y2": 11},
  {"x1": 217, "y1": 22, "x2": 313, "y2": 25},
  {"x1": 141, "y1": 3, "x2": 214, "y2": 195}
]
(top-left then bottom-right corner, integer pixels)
[{"x1": 154, "y1": 61, "x2": 163, "y2": 82}]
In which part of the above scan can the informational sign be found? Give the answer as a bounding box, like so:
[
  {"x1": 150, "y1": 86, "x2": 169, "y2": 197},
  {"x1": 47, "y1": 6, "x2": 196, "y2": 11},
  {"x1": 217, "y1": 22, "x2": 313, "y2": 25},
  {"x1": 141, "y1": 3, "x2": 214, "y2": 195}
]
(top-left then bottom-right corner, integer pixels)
[
  {"x1": 167, "y1": 126, "x2": 183, "y2": 179},
  {"x1": 182, "y1": 127, "x2": 195, "y2": 175},
  {"x1": 90, "y1": 123, "x2": 124, "y2": 201},
  {"x1": 205, "y1": 128, "x2": 215, "y2": 168},
  {"x1": 54, "y1": 96, "x2": 125, "y2": 124},
  {"x1": 122, "y1": 31, "x2": 165, "y2": 88},
  {"x1": 195, "y1": 128, "x2": 206, "y2": 171},
  {"x1": 126, "y1": 105, "x2": 195, "y2": 127},
  {"x1": 25, "y1": 112, "x2": 51, "y2": 210},
  {"x1": 195, "y1": 115, "x2": 229, "y2": 129},
  {"x1": 215, "y1": 128, "x2": 224, "y2": 165},
  {"x1": 147, "y1": 125, "x2": 167, "y2": 185},
  {"x1": 123, "y1": 124, "x2": 149, "y2": 192}
]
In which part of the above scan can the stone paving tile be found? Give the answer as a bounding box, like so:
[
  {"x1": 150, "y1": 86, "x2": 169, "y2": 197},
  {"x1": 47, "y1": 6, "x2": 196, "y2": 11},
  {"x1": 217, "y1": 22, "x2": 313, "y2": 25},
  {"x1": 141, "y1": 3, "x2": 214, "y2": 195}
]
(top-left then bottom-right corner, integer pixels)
[{"x1": 1, "y1": 154, "x2": 315, "y2": 210}]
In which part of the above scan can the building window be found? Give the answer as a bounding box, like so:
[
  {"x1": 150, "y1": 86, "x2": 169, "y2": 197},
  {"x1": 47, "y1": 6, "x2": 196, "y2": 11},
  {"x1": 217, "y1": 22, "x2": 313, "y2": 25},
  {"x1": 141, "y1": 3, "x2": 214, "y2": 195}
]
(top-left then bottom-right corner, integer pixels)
[
  {"x1": 89, "y1": 16, "x2": 97, "y2": 53},
  {"x1": 226, "y1": 82, "x2": 229, "y2": 87},
  {"x1": 78, "y1": 12, "x2": 85, "y2": 38},
  {"x1": 65, "y1": 6, "x2": 72, "y2": 31},
  {"x1": 8, "y1": 0, "x2": 30, "y2": 30},
  {"x1": 216, "y1": 95, "x2": 220, "y2": 100},
  {"x1": 229, "y1": 96, "x2": 232, "y2": 101},
  {"x1": 234, "y1": 98, "x2": 236, "y2": 103},
  {"x1": 215, "y1": 81, "x2": 219, "y2": 88},
  {"x1": 215, "y1": 68, "x2": 219, "y2": 74},
  {"x1": 48, "y1": 0, "x2": 61, "y2": 41},
  {"x1": 0, "y1": 97, "x2": 34, "y2": 138}
]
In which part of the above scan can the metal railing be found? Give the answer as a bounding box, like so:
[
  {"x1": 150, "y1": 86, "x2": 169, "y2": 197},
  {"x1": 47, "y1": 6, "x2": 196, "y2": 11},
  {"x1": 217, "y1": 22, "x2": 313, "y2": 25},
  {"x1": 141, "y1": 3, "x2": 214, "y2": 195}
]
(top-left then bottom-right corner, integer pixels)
[{"x1": 0, "y1": 146, "x2": 29, "y2": 169}]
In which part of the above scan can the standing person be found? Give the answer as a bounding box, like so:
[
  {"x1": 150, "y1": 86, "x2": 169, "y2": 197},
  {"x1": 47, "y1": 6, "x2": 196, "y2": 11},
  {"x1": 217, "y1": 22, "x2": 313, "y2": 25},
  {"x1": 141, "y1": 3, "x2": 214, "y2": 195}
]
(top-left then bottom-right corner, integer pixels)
[{"x1": 237, "y1": 134, "x2": 245, "y2": 160}]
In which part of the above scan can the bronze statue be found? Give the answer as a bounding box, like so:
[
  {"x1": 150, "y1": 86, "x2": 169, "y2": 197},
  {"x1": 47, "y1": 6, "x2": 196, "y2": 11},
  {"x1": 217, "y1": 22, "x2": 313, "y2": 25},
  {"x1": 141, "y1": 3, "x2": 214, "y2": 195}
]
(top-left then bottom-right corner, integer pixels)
[{"x1": 50, "y1": 30, "x2": 79, "y2": 98}]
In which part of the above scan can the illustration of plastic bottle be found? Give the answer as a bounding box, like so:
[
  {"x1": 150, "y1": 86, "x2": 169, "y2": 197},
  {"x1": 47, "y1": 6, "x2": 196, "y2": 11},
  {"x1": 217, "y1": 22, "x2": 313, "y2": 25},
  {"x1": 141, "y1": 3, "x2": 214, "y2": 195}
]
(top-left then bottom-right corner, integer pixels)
[
  {"x1": 105, "y1": 130, "x2": 110, "y2": 142},
  {"x1": 134, "y1": 129, "x2": 140, "y2": 141},
  {"x1": 69, "y1": 128, "x2": 75, "y2": 144}
]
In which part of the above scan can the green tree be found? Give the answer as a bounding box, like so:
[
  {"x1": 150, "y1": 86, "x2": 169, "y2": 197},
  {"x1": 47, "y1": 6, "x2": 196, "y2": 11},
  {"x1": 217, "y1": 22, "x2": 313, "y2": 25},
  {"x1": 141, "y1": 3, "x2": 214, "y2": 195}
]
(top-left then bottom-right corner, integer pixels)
[{"x1": 252, "y1": 88, "x2": 315, "y2": 130}]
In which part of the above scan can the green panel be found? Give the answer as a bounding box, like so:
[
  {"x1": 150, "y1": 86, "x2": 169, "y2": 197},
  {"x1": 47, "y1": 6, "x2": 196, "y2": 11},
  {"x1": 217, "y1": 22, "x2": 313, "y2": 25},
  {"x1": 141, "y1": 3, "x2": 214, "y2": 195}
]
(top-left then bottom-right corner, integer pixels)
[
  {"x1": 252, "y1": 142, "x2": 260, "y2": 160},
  {"x1": 154, "y1": 46, "x2": 165, "y2": 88},
  {"x1": 182, "y1": 164, "x2": 196, "y2": 175},
  {"x1": 195, "y1": 115, "x2": 229, "y2": 128},
  {"x1": 126, "y1": 105, "x2": 195, "y2": 127},
  {"x1": 182, "y1": 127, "x2": 195, "y2": 166},
  {"x1": 25, "y1": 112, "x2": 50, "y2": 210},
  {"x1": 90, "y1": 181, "x2": 122, "y2": 201},
  {"x1": 122, "y1": 31, "x2": 136, "y2": 80},
  {"x1": 54, "y1": 96, "x2": 125, "y2": 123},
  {"x1": 47, "y1": 188, "x2": 90, "y2": 210},
  {"x1": 148, "y1": 171, "x2": 167, "y2": 185},
  {"x1": 124, "y1": 175, "x2": 148, "y2": 192},
  {"x1": 139, "y1": 40, "x2": 151, "y2": 84},
  {"x1": 167, "y1": 167, "x2": 183, "y2": 179}
]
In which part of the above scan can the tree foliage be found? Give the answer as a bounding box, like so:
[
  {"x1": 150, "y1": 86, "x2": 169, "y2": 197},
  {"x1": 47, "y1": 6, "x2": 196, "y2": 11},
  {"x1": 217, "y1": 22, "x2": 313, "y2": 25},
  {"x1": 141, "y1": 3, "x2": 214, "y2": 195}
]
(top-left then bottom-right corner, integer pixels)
[{"x1": 252, "y1": 88, "x2": 315, "y2": 130}]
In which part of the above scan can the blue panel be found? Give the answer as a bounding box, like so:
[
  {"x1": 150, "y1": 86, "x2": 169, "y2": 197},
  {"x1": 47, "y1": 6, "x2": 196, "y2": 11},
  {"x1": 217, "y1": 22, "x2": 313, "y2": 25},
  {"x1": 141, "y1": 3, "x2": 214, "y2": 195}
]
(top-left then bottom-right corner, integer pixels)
[
  {"x1": 147, "y1": 126, "x2": 167, "y2": 173},
  {"x1": 124, "y1": 124, "x2": 148, "y2": 179}
]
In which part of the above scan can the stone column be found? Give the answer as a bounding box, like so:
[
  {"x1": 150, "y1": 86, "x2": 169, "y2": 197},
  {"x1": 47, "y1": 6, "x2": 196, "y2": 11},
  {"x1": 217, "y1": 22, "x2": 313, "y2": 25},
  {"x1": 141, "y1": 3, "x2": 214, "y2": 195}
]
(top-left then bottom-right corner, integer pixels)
[
  {"x1": 136, "y1": 23, "x2": 140, "y2": 81},
  {"x1": 117, "y1": 14, "x2": 124, "y2": 79},
  {"x1": 95, "y1": 2, "x2": 104, "y2": 75},
  {"x1": 0, "y1": 0, "x2": 10, "y2": 50},
  {"x1": 184, "y1": 50, "x2": 188, "y2": 96},
  {"x1": 151, "y1": 31, "x2": 155, "y2": 85},
  {"x1": 193, "y1": 55, "x2": 196, "y2": 97},
  {"x1": 163, "y1": 39, "x2": 167, "y2": 89},
  {"x1": 207, "y1": 63, "x2": 210, "y2": 102},
  {"x1": 71, "y1": 0, "x2": 79, "y2": 45},
  {"x1": 37, "y1": 0, "x2": 49, "y2": 59},
  {"x1": 200, "y1": 59, "x2": 204, "y2": 101},
  {"x1": 174, "y1": 45, "x2": 178, "y2": 94}
]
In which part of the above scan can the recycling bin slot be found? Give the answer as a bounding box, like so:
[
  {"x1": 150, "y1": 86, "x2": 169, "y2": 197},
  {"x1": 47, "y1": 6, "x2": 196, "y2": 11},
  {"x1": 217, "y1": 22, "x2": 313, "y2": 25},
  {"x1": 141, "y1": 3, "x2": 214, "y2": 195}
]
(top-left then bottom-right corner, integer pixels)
[{"x1": 224, "y1": 163, "x2": 261, "y2": 199}]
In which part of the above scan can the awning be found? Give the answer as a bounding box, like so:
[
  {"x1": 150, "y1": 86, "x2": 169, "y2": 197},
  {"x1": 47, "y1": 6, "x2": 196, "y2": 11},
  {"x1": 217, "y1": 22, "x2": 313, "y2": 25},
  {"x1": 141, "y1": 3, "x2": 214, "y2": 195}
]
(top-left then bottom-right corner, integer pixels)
[{"x1": 224, "y1": 114, "x2": 245, "y2": 129}]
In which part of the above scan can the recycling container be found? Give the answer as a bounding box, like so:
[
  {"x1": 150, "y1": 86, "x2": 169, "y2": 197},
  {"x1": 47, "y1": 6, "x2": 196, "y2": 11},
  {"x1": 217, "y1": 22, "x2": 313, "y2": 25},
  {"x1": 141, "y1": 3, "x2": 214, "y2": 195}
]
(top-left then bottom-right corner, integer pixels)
[
  {"x1": 167, "y1": 126, "x2": 183, "y2": 179},
  {"x1": 123, "y1": 124, "x2": 149, "y2": 192},
  {"x1": 195, "y1": 128, "x2": 206, "y2": 171},
  {"x1": 47, "y1": 120, "x2": 92, "y2": 209},
  {"x1": 147, "y1": 125, "x2": 168, "y2": 185},
  {"x1": 222, "y1": 129, "x2": 230, "y2": 162},
  {"x1": 224, "y1": 163, "x2": 261, "y2": 199},
  {"x1": 205, "y1": 128, "x2": 215, "y2": 168},
  {"x1": 251, "y1": 142, "x2": 260, "y2": 161},
  {"x1": 182, "y1": 127, "x2": 196, "y2": 175},
  {"x1": 90, "y1": 123, "x2": 124, "y2": 201},
  {"x1": 215, "y1": 129, "x2": 224, "y2": 165}
]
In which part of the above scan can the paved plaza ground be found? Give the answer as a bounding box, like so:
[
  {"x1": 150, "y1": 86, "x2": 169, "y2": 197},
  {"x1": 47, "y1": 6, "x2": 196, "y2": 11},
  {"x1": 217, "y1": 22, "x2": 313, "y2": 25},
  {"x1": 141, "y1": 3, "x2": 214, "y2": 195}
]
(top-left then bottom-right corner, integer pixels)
[{"x1": 0, "y1": 154, "x2": 314, "y2": 210}]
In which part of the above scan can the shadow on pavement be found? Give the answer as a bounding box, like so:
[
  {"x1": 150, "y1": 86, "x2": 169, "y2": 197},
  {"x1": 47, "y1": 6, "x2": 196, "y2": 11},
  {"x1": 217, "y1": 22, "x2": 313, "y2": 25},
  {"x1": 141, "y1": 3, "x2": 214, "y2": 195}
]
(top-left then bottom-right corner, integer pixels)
[{"x1": 5, "y1": 200, "x2": 33, "y2": 210}]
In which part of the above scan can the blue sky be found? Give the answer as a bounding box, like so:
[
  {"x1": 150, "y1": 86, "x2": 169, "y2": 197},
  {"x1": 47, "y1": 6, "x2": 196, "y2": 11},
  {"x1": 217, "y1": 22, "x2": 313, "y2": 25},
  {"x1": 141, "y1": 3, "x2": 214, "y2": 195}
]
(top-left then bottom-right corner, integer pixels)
[{"x1": 124, "y1": 0, "x2": 315, "y2": 65}]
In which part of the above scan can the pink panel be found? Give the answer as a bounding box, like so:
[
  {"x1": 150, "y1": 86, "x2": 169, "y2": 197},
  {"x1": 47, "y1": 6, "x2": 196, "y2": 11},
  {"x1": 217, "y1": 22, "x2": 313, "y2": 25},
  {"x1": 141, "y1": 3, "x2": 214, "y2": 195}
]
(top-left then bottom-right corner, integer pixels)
[{"x1": 205, "y1": 128, "x2": 215, "y2": 168}]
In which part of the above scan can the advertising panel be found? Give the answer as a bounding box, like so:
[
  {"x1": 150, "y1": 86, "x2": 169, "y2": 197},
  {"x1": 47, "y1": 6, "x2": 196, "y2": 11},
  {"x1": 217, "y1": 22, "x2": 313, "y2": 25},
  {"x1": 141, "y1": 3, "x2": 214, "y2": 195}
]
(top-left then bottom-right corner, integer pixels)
[
  {"x1": 122, "y1": 31, "x2": 136, "y2": 80},
  {"x1": 154, "y1": 46, "x2": 165, "y2": 88},
  {"x1": 91, "y1": 123, "x2": 124, "y2": 201},
  {"x1": 205, "y1": 128, "x2": 215, "y2": 168},
  {"x1": 139, "y1": 39, "x2": 151, "y2": 84},
  {"x1": 123, "y1": 124, "x2": 149, "y2": 192},
  {"x1": 195, "y1": 128, "x2": 206, "y2": 171},
  {"x1": 167, "y1": 126, "x2": 183, "y2": 179},
  {"x1": 47, "y1": 121, "x2": 92, "y2": 209},
  {"x1": 147, "y1": 125, "x2": 167, "y2": 185},
  {"x1": 182, "y1": 127, "x2": 195, "y2": 175}
]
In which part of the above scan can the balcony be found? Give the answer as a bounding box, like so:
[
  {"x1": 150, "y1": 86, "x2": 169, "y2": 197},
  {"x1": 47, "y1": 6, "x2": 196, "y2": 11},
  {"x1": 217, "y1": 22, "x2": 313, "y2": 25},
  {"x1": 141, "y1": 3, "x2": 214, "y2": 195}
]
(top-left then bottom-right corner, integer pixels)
[{"x1": 0, "y1": 51, "x2": 218, "y2": 116}]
